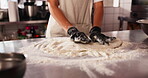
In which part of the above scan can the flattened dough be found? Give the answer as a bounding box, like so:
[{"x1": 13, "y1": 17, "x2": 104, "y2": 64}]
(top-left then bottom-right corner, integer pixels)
[{"x1": 33, "y1": 37, "x2": 123, "y2": 57}]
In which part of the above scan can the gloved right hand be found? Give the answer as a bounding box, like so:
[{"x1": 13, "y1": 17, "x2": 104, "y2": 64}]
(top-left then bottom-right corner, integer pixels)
[
  {"x1": 67, "y1": 27, "x2": 91, "y2": 44},
  {"x1": 89, "y1": 26, "x2": 116, "y2": 45}
]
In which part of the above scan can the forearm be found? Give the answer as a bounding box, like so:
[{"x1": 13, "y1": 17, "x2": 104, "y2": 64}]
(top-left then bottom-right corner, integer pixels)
[
  {"x1": 93, "y1": 1, "x2": 104, "y2": 27},
  {"x1": 48, "y1": 0, "x2": 73, "y2": 31}
]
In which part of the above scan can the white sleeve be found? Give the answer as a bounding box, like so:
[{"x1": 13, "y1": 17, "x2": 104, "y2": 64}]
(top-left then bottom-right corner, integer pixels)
[{"x1": 94, "y1": 0, "x2": 103, "y2": 3}]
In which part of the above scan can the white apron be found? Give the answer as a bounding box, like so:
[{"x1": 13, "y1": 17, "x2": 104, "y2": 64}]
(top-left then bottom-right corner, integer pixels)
[{"x1": 46, "y1": 0, "x2": 93, "y2": 38}]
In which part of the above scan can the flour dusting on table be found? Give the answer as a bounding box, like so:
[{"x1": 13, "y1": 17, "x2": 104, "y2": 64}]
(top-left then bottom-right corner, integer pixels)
[
  {"x1": 23, "y1": 37, "x2": 123, "y2": 58},
  {"x1": 19, "y1": 37, "x2": 148, "y2": 78}
]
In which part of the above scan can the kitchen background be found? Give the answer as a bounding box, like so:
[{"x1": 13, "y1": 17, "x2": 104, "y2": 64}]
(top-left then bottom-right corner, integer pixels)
[{"x1": 0, "y1": 0, "x2": 134, "y2": 40}]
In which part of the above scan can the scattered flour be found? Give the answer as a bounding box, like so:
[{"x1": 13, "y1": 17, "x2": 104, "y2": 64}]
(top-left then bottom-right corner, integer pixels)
[
  {"x1": 19, "y1": 37, "x2": 148, "y2": 78},
  {"x1": 23, "y1": 37, "x2": 123, "y2": 58}
]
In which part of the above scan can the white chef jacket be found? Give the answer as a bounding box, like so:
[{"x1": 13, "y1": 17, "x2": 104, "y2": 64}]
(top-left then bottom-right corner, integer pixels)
[{"x1": 46, "y1": 0, "x2": 103, "y2": 37}]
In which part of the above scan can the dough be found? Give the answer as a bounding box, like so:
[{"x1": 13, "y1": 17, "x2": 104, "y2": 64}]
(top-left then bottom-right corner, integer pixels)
[{"x1": 33, "y1": 37, "x2": 123, "y2": 57}]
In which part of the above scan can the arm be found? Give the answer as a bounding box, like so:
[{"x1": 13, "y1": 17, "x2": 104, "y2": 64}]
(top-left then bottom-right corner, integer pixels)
[
  {"x1": 47, "y1": 0, "x2": 73, "y2": 31},
  {"x1": 93, "y1": 1, "x2": 104, "y2": 27},
  {"x1": 90, "y1": 1, "x2": 116, "y2": 45},
  {"x1": 48, "y1": 0, "x2": 90, "y2": 44}
]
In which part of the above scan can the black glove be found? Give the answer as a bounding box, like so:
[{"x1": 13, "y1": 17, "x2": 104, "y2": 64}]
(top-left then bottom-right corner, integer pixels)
[
  {"x1": 89, "y1": 26, "x2": 116, "y2": 45},
  {"x1": 67, "y1": 27, "x2": 91, "y2": 44}
]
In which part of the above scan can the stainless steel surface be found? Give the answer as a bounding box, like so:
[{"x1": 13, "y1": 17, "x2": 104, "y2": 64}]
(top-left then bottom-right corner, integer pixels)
[
  {"x1": 0, "y1": 20, "x2": 48, "y2": 25},
  {"x1": 25, "y1": 5, "x2": 38, "y2": 18},
  {"x1": 0, "y1": 38, "x2": 45, "y2": 52},
  {"x1": 0, "y1": 53, "x2": 26, "y2": 78},
  {"x1": 0, "y1": 11, "x2": 4, "y2": 20},
  {"x1": 137, "y1": 19, "x2": 148, "y2": 36},
  {"x1": 0, "y1": 30, "x2": 147, "y2": 78},
  {"x1": 0, "y1": 9, "x2": 8, "y2": 21}
]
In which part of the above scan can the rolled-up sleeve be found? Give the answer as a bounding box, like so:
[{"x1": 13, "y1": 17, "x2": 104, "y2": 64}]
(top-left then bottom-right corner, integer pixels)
[{"x1": 94, "y1": 0, "x2": 103, "y2": 3}]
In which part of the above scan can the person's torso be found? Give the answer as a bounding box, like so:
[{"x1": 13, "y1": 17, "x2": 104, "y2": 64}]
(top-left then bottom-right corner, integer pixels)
[
  {"x1": 58, "y1": 0, "x2": 93, "y2": 25},
  {"x1": 46, "y1": 0, "x2": 93, "y2": 37}
]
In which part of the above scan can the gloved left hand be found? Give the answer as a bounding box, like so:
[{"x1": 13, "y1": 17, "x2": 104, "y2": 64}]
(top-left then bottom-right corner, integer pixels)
[
  {"x1": 89, "y1": 26, "x2": 116, "y2": 45},
  {"x1": 67, "y1": 27, "x2": 91, "y2": 44}
]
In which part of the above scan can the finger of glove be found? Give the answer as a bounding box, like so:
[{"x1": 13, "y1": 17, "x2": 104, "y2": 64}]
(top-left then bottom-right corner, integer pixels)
[
  {"x1": 99, "y1": 34, "x2": 116, "y2": 42},
  {"x1": 90, "y1": 33, "x2": 109, "y2": 45},
  {"x1": 72, "y1": 32, "x2": 91, "y2": 44},
  {"x1": 105, "y1": 37, "x2": 116, "y2": 42},
  {"x1": 73, "y1": 36, "x2": 91, "y2": 44},
  {"x1": 90, "y1": 33, "x2": 105, "y2": 44},
  {"x1": 96, "y1": 35, "x2": 109, "y2": 45},
  {"x1": 89, "y1": 33, "x2": 98, "y2": 42},
  {"x1": 79, "y1": 32, "x2": 91, "y2": 44},
  {"x1": 70, "y1": 32, "x2": 81, "y2": 43},
  {"x1": 96, "y1": 38, "x2": 109, "y2": 45}
]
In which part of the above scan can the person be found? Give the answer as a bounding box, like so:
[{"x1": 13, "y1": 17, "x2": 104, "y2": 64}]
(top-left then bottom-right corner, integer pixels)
[{"x1": 46, "y1": 0, "x2": 116, "y2": 45}]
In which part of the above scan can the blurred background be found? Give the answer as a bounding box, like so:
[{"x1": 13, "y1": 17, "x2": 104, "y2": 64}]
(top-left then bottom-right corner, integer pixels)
[{"x1": 0, "y1": 0, "x2": 147, "y2": 41}]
